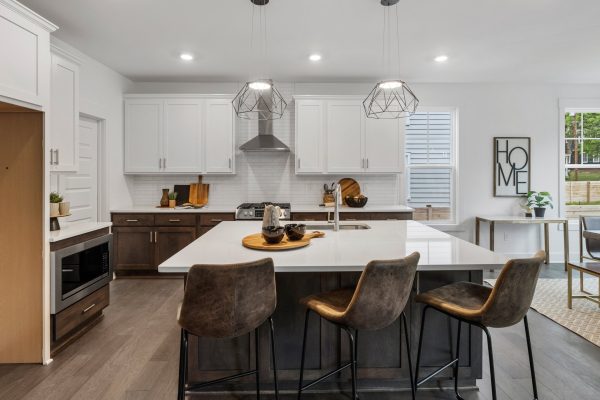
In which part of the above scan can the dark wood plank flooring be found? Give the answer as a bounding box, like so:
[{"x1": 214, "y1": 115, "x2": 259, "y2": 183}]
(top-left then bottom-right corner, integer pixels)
[{"x1": 0, "y1": 263, "x2": 598, "y2": 399}]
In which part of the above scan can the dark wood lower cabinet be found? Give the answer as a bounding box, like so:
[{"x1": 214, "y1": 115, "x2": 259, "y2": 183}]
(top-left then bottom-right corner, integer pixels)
[
  {"x1": 155, "y1": 226, "x2": 196, "y2": 265},
  {"x1": 113, "y1": 226, "x2": 155, "y2": 271}
]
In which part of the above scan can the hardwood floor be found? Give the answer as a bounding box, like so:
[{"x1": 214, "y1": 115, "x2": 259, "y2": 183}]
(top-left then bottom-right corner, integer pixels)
[{"x1": 0, "y1": 263, "x2": 598, "y2": 400}]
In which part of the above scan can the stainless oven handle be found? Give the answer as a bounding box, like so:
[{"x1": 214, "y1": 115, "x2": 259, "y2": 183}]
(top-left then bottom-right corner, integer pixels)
[{"x1": 82, "y1": 304, "x2": 96, "y2": 313}]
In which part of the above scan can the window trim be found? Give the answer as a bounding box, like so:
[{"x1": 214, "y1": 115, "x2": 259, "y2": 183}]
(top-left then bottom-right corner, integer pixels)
[
  {"x1": 405, "y1": 106, "x2": 459, "y2": 225},
  {"x1": 558, "y1": 99, "x2": 600, "y2": 229}
]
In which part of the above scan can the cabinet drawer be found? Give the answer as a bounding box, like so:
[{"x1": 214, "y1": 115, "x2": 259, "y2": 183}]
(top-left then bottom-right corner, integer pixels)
[
  {"x1": 340, "y1": 212, "x2": 369, "y2": 221},
  {"x1": 155, "y1": 214, "x2": 196, "y2": 226},
  {"x1": 54, "y1": 286, "x2": 109, "y2": 341},
  {"x1": 291, "y1": 212, "x2": 328, "y2": 221},
  {"x1": 199, "y1": 213, "x2": 235, "y2": 226},
  {"x1": 112, "y1": 213, "x2": 154, "y2": 226},
  {"x1": 370, "y1": 212, "x2": 413, "y2": 220}
]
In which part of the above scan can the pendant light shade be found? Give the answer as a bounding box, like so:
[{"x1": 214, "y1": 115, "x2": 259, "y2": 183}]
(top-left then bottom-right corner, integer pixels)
[
  {"x1": 233, "y1": 79, "x2": 287, "y2": 120},
  {"x1": 363, "y1": 80, "x2": 418, "y2": 119}
]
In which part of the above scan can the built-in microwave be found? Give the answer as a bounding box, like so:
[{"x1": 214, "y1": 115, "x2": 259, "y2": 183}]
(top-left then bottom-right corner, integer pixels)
[{"x1": 51, "y1": 234, "x2": 113, "y2": 314}]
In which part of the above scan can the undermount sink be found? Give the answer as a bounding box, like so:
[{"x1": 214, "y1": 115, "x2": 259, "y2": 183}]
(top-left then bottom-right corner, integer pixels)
[{"x1": 305, "y1": 223, "x2": 371, "y2": 230}]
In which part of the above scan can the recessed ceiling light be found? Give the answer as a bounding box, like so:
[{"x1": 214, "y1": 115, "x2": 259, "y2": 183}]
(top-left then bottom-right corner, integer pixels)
[
  {"x1": 434, "y1": 55, "x2": 448, "y2": 63},
  {"x1": 180, "y1": 53, "x2": 194, "y2": 61},
  {"x1": 309, "y1": 54, "x2": 322, "y2": 62}
]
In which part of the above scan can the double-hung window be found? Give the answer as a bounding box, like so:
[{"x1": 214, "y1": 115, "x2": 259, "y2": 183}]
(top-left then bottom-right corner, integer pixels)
[{"x1": 405, "y1": 108, "x2": 457, "y2": 223}]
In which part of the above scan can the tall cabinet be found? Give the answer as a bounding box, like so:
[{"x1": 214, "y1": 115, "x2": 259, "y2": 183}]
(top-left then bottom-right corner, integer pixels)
[{"x1": 124, "y1": 95, "x2": 235, "y2": 175}]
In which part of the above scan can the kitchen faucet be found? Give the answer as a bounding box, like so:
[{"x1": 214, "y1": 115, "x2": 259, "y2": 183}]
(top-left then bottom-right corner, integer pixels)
[{"x1": 333, "y1": 183, "x2": 341, "y2": 231}]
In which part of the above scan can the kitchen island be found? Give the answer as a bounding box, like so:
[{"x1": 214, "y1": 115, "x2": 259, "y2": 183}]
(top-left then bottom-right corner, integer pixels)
[{"x1": 159, "y1": 220, "x2": 508, "y2": 394}]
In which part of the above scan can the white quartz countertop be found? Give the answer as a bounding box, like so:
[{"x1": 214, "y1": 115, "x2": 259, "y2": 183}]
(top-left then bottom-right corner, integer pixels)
[
  {"x1": 159, "y1": 220, "x2": 507, "y2": 273},
  {"x1": 290, "y1": 204, "x2": 414, "y2": 213},
  {"x1": 111, "y1": 204, "x2": 413, "y2": 214},
  {"x1": 49, "y1": 222, "x2": 112, "y2": 242}
]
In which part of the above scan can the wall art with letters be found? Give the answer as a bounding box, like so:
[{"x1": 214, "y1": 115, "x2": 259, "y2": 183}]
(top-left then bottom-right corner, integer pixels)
[{"x1": 494, "y1": 137, "x2": 530, "y2": 197}]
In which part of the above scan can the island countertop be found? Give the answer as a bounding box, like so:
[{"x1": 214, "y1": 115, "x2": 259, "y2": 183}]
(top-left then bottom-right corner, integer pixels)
[{"x1": 159, "y1": 220, "x2": 507, "y2": 273}]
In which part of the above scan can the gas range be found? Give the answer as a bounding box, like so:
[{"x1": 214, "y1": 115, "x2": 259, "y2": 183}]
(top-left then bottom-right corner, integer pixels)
[{"x1": 235, "y1": 202, "x2": 291, "y2": 220}]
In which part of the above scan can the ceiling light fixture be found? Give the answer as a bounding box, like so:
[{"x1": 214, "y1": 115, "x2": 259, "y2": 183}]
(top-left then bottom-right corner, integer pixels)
[
  {"x1": 233, "y1": 0, "x2": 287, "y2": 120},
  {"x1": 363, "y1": 0, "x2": 418, "y2": 119},
  {"x1": 180, "y1": 53, "x2": 194, "y2": 61},
  {"x1": 434, "y1": 55, "x2": 448, "y2": 63},
  {"x1": 309, "y1": 54, "x2": 322, "y2": 62}
]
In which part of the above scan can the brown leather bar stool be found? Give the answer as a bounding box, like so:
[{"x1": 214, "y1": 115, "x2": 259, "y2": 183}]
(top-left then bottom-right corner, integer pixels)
[
  {"x1": 177, "y1": 258, "x2": 279, "y2": 400},
  {"x1": 414, "y1": 251, "x2": 545, "y2": 400},
  {"x1": 297, "y1": 252, "x2": 420, "y2": 400}
]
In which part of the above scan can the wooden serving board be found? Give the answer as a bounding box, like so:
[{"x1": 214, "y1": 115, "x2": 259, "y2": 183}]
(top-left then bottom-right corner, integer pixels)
[
  {"x1": 242, "y1": 231, "x2": 325, "y2": 251},
  {"x1": 339, "y1": 178, "x2": 360, "y2": 205}
]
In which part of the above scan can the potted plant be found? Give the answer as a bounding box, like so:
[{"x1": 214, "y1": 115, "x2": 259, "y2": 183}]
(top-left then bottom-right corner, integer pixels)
[
  {"x1": 526, "y1": 191, "x2": 553, "y2": 218},
  {"x1": 49, "y1": 192, "x2": 62, "y2": 217},
  {"x1": 59, "y1": 198, "x2": 70, "y2": 216},
  {"x1": 168, "y1": 191, "x2": 177, "y2": 208}
]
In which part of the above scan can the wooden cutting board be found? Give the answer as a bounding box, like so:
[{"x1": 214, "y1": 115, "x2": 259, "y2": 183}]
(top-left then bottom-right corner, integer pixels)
[
  {"x1": 242, "y1": 231, "x2": 325, "y2": 251},
  {"x1": 338, "y1": 178, "x2": 360, "y2": 205}
]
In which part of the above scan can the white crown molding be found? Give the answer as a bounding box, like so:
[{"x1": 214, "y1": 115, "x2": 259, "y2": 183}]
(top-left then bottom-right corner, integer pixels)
[
  {"x1": 50, "y1": 44, "x2": 82, "y2": 65},
  {"x1": 124, "y1": 93, "x2": 235, "y2": 99},
  {"x1": 0, "y1": 0, "x2": 58, "y2": 32}
]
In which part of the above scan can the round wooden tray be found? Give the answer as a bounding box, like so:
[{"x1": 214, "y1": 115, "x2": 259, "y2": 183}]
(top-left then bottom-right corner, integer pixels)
[{"x1": 242, "y1": 231, "x2": 325, "y2": 251}]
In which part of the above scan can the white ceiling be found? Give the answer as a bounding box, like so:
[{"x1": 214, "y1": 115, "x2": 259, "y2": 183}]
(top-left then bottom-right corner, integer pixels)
[{"x1": 20, "y1": 0, "x2": 600, "y2": 83}]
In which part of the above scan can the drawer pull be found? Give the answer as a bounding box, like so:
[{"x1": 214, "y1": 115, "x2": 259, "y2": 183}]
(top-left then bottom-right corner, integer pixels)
[
  {"x1": 211, "y1": 219, "x2": 223, "y2": 223},
  {"x1": 169, "y1": 219, "x2": 181, "y2": 222},
  {"x1": 126, "y1": 219, "x2": 139, "y2": 222},
  {"x1": 150, "y1": 231, "x2": 153, "y2": 243},
  {"x1": 82, "y1": 304, "x2": 96, "y2": 313}
]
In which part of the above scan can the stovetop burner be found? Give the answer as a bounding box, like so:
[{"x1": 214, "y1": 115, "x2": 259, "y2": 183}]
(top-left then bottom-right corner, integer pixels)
[{"x1": 236, "y1": 202, "x2": 291, "y2": 220}]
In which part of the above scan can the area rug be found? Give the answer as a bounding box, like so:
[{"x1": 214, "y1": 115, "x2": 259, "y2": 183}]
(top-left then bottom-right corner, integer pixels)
[{"x1": 485, "y1": 278, "x2": 600, "y2": 347}]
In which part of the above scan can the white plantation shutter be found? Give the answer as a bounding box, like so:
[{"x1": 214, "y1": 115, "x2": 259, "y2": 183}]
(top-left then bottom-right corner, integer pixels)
[{"x1": 405, "y1": 111, "x2": 455, "y2": 216}]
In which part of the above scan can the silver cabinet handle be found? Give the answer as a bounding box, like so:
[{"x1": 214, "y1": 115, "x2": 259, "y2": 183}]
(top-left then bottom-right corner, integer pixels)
[
  {"x1": 82, "y1": 304, "x2": 96, "y2": 313},
  {"x1": 50, "y1": 149, "x2": 54, "y2": 165},
  {"x1": 149, "y1": 231, "x2": 153, "y2": 243},
  {"x1": 298, "y1": 158, "x2": 301, "y2": 169},
  {"x1": 228, "y1": 158, "x2": 232, "y2": 169},
  {"x1": 164, "y1": 158, "x2": 167, "y2": 169},
  {"x1": 159, "y1": 158, "x2": 162, "y2": 169},
  {"x1": 361, "y1": 159, "x2": 364, "y2": 168},
  {"x1": 169, "y1": 219, "x2": 181, "y2": 222},
  {"x1": 366, "y1": 158, "x2": 369, "y2": 168},
  {"x1": 55, "y1": 149, "x2": 59, "y2": 165},
  {"x1": 126, "y1": 219, "x2": 139, "y2": 222},
  {"x1": 154, "y1": 231, "x2": 158, "y2": 242}
]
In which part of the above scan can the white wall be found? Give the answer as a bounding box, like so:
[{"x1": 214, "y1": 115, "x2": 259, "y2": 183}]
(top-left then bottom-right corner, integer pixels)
[{"x1": 50, "y1": 37, "x2": 133, "y2": 220}]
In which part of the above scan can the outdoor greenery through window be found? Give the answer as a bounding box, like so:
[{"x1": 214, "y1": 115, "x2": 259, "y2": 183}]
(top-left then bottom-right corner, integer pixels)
[
  {"x1": 564, "y1": 111, "x2": 600, "y2": 219},
  {"x1": 405, "y1": 110, "x2": 455, "y2": 223}
]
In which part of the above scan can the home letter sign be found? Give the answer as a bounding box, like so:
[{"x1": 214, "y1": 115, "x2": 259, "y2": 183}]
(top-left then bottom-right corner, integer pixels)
[{"x1": 494, "y1": 137, "x2": 530, "y2": 197}]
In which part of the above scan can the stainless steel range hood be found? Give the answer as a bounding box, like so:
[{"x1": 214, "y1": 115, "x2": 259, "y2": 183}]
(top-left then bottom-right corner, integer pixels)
[{"x1": 239, "y1": 83, "x2": 290, "y2": 152}]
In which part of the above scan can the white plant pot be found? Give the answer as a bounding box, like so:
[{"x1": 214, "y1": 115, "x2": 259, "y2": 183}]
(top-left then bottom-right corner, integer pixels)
[{"x1": 50, "y1": 203, "x2": 60, "y2": 217}]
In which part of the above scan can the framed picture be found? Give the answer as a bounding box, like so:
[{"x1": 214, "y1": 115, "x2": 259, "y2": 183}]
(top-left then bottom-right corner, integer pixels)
[{"x1": 494, "y1": 137, "x2": 530, "y2": 197}]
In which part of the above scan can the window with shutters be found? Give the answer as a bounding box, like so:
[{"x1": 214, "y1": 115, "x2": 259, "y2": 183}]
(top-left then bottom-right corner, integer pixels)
[{"x1": 405, "y1": 109, "x2": 457, "y2": 223}]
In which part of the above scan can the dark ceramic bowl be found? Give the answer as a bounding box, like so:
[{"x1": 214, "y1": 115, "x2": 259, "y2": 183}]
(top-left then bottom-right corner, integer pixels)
[
  {"x1": 345, "y1": 195, "x2": 368, "y2": 208},
  {"x1": 262, "y1": 226, "x2": 285, "y2": 244},
  {"x1": 284, "y1": 224, "x2": 306, "y2": 241}
]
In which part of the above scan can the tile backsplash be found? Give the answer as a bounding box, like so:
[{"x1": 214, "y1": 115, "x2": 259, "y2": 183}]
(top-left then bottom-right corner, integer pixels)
[{"x1": 129, "y1": 83, "x2": 403, "y2": 207}]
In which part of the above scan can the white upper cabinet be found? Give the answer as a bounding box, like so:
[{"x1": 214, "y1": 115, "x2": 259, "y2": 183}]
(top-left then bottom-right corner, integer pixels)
[
  {"x1": 0, "y1": 1, "x2": 56, "y2": 107},
  {"x1": 163, "y1": 99, "x2": 202, "y2": 173},
  {"x1": 295, "y1": 100, "x2": 323, "y2": 173},
  {"x1": 49, "y1": 49, "x2": 80, "y2": 172},
  {"x1": 124, "y1": 95, "x2": 235, "y2": 174},
  {"x1": 124, "y1": 99, "x2": 163, "y2": 173},
  {"x1": 204, "y1": 99, "x2": 234, "y2": 173},
  {"x1": 326, "y1": 100, "x2": 364, "y2": 173},
  {"x1": 294, "y1": 96, "x2": 404, "y2": 174}
]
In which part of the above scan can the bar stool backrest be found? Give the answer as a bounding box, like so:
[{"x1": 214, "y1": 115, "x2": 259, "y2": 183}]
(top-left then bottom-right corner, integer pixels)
[
  {"x1": 582, "y1": 216, "x2": 600, "y2": 259},
  {"x1": 343, "y1": 252, "x2": 420, "y2": 331},
  {"x1": 178, "y1": 258, "x2": 276, "y2": 339},
  {"x1": 480, "y1": 251, "x2": 545, "y2": 328}
]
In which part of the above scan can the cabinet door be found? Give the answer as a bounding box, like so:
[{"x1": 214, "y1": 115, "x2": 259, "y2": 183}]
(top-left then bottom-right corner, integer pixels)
[
  {"x1": 295, "y1": 100, "x2": 324, "y2": 173},
  {"x1": 113, "y1": 227, "x2": 155, "y2": 271},
  {"x1": 364, "y1": 118, "x2": 402, "y2": 173},
  {"x1": 163, "y1": 99, "x2": 203, "y2": 173},
  {"x1": 155, "y1": 227, "x2": 196, "y2": 265},
  {"x1": 50, "y1": 52, "x2": 79, "y2": 172},
  {"x1": 205, "y1": 99, "x2": 234, "y2": 173},
  {"x1": 326, "y1": 100, "x2": 364, "y2": 173},
  {"x1": 124, "y1": 99, "x2": 163, "y2": 173}
]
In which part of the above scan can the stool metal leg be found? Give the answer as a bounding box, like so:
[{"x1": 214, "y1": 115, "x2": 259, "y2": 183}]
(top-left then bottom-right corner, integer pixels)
[
  {"x1": 344, "y1": 327, "x2": 358, "y2": 400},
  {"x1": 523, "y1": 315, "x2": 539, "y2": 399},
  {"x1": 178, "y1": 329, "x2": 188, "y2": 400},
  {"x1": 453, "y1": 321, "x2": 464, "y2": 400},
  {"x1": 269, "y1": 317, "x2": 280, "y2": 400},
  {"x1": 255, "y1": 327, "x2": 261, "y2": 400},
  {"x1": 482, "y1": 326, "x2": 497, "y2": 400},
  {"x1": 414, "y1": 305, "x2": 429, "y2": 390},
  {"x1": 297, "y1": 309, "x2": 310, "y2": 400},
  {"x1": 400, "y1": 312, "x2": 416, "y2": 400}
]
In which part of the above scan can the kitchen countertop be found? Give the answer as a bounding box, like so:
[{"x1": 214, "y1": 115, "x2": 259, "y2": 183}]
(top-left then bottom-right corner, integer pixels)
[
  {"x1": 49, "y1": 222, "x2": 112, "y2": 242},
  {"x1": 110, "y1": 206, "x2": 237, "y2": 213},
  {"x1": 290, "y1": 204, "x2": 414, "y2": 213},
  {"x1": 159, "y1": 220, "x2": 507, "y2": 273},
  {"x1": 110, "y1": 204, "x2": 413, "y2": 214}
]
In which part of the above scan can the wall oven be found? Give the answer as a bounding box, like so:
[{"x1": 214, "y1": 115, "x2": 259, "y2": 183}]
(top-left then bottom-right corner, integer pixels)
[{"x1": 51, "y1": 234, "x2": 113, "y2": 314}]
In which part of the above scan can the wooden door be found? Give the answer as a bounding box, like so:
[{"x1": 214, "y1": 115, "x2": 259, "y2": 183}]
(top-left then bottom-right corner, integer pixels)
[
  {"x1": 205, "y1": 99, "x2": 234, "y2": 173},
  {"x1": 50, "y1": 51, "x2": 79, "y2": 172},
  {"x1": 364, "y1": 117, "x2": 402, "y2": 173},
  {"x1": 113, "y1": 227, "x2": 155, "y2": 270},
  {"x1": 163, "y1": 98, "x2": 203, "y2": 173},
  {"x1": 124, "y1": 99, "x2": 163, "y2": 173},
  {"x1": 326, "y1": 100, "x2": 364, "y2": 173},
  {"x1": 155, "y1": 227, "x2": 196, "y2": 265},
  {"x1": 295, "y1": 100, "x2": 324, "y2": 173}
]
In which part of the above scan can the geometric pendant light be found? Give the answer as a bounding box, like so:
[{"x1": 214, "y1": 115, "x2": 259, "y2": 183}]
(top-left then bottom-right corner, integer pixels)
[
  {"x1": 233, "y1": 0, "x2": 287, "y2": 120},
  {"x1": 363, "y1": 0, "x2": 418, "y2": 119}
]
